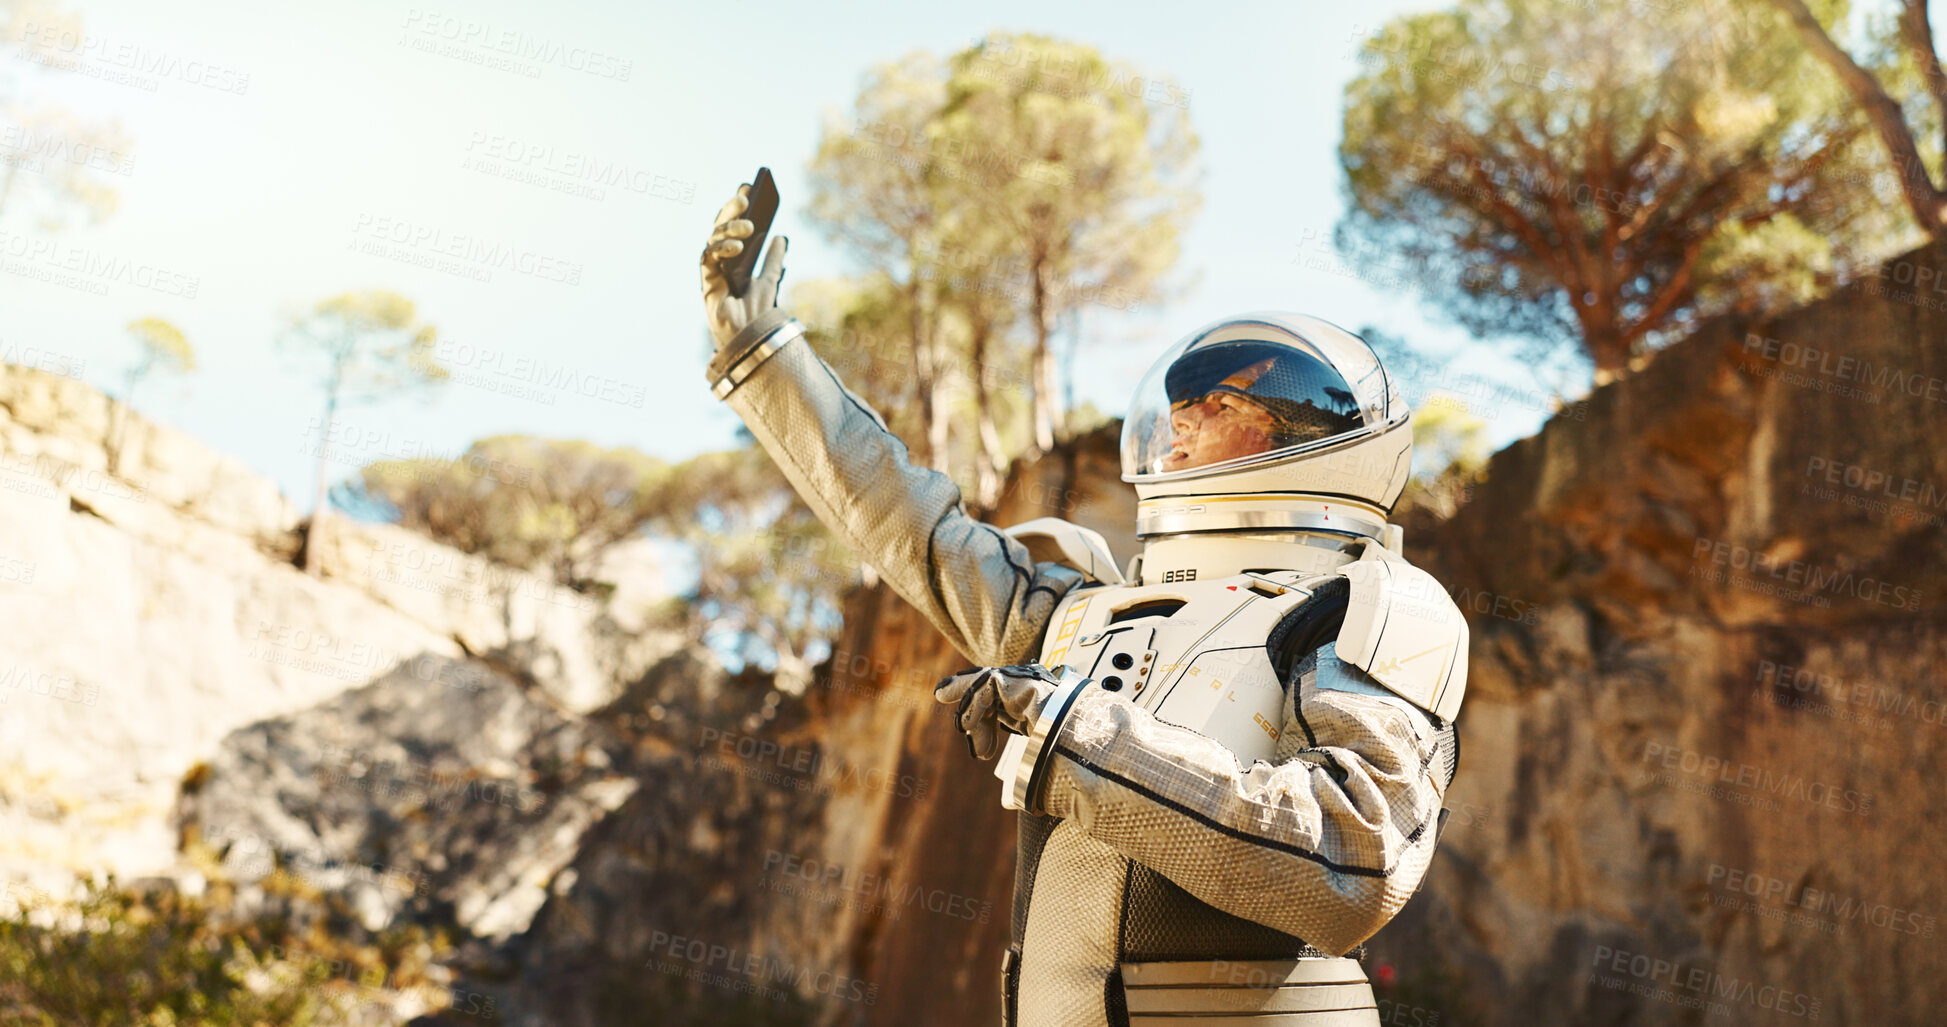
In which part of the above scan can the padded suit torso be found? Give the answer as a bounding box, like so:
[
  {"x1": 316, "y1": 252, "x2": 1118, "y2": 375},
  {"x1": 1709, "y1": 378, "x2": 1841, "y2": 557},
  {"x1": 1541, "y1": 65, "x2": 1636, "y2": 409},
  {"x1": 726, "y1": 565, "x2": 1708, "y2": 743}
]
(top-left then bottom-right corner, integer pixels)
[{"x1": 1003, "y1": 579, "x2": 1356, "y2": 1027}]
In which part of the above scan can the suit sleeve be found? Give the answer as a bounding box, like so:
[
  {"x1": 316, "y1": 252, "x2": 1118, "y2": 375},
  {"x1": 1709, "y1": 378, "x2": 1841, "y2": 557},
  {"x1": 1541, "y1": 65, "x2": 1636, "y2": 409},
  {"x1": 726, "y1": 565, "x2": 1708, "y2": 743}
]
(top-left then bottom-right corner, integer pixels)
[
  {"x1": 707, "y1": 315, "x2": 1083, "y2": 667},
  {"x1": 1037, "y1": 643, "x2": 1459, "y2": 955}
]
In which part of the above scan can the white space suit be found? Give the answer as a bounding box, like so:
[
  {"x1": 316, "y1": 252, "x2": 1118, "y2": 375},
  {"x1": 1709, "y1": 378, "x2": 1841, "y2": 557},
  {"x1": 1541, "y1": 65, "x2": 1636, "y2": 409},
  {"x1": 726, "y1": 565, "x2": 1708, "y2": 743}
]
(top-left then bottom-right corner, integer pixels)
[{"x1": 700, "y1": 192, "x2": 1465, "y2": 1027}]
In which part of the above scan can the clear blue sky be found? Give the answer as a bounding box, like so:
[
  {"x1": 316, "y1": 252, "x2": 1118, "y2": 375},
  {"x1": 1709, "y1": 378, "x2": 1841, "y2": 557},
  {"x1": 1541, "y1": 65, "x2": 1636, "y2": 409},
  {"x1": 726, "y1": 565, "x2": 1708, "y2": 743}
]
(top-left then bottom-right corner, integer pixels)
[{"x1": 2, "y1": 0, "x2": 1570, "y2": 512}]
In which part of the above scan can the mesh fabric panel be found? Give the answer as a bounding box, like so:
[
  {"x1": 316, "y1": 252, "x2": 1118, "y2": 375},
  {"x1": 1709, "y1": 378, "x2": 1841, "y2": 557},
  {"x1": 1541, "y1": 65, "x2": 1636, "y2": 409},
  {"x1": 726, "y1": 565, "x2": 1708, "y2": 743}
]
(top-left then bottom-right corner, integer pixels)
[
  {"x1": 1120, "y1": 863, "x2": 1328, "y2": 962},
  {"x1": 1012, "y1": 810, "x2": 1061, "y2": 948},
  {"x1": 1017, "y1": 821, "x2": 1134, "y2": 1027},
  {"x1": 1040, "y1": 646, "x2": 1449, "y2": 956}
]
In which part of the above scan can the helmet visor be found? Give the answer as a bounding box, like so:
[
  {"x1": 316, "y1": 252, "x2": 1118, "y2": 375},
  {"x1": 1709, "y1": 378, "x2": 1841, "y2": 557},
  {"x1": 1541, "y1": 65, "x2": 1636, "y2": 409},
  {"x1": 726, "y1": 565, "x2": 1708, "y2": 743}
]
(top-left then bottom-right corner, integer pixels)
[{"x1": 1121, "y1": 312, "x2": 1403, "y2": 482}]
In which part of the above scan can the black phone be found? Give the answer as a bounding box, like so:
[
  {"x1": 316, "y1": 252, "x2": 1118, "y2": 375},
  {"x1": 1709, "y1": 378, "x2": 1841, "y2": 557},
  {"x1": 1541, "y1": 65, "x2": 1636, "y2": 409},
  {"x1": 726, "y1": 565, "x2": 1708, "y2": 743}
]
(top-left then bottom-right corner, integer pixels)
[{"x1": 722, "y1": 166, "x2": 778, "y2": 299}]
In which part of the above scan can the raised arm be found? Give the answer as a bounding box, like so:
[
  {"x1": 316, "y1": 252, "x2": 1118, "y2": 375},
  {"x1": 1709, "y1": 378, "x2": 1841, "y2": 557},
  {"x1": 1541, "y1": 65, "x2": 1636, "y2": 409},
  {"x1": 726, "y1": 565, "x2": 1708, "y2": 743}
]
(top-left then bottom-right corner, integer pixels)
[{"x1": 699, "y1": 182, "x2": 1083, "y2": 667}]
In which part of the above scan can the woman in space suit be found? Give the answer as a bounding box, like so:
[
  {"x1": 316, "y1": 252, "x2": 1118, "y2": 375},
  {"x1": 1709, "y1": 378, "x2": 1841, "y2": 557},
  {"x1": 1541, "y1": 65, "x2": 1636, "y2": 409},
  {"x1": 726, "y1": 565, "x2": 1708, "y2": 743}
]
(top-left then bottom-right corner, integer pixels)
[{"x1": 700, "y1": 181, "x2": 1465, "y2": 1027}]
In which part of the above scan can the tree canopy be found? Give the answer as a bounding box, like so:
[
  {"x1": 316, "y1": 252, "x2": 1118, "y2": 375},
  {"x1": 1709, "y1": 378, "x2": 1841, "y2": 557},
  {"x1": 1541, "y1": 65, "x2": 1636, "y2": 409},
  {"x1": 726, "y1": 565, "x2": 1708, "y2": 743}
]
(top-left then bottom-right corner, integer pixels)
[
  {"x1": 343, "y1": 435, "x2": 675, "y2": 587},
  {"x1": 107, "y1": 317, "x2": 196, "y2": 473},
  {"x1": 805, "y1": 32, "x2": 1199, "y2": 504},
  {"x1": 282, "y1": 289, "x2": 444, "y2": 574},
  {"x1": 0, "y1": 2, "x2": 130, "y2": 231},
  {"x1": 1339, "y1": 0, "x2": 1905, "y2": 381},
  {"x1": 342, "y1": 436, "x2": 854, "y2": 690},
  {"x1": 1769, "y1": 0, "x2": 1947, "y2": 236}
]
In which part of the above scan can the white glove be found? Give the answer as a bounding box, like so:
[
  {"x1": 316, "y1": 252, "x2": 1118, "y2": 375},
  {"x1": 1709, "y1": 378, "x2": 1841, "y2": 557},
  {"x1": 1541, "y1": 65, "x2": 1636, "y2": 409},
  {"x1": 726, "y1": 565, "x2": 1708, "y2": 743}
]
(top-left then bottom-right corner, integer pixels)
[
  {"x1": 934, "y1": 664, "x2": 1065, "y2": 761},
  {"x1": 699, "y1": 181, "x2": 790, "y2": 350}
]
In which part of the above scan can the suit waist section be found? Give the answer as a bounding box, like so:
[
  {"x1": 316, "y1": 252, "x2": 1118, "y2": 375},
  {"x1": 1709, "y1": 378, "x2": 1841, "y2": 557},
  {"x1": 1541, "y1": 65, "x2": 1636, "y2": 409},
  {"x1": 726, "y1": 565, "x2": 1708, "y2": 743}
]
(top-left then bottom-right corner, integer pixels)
[{"x1": 1120, "y1": 957, "x2": 1378, "y2": 1025}]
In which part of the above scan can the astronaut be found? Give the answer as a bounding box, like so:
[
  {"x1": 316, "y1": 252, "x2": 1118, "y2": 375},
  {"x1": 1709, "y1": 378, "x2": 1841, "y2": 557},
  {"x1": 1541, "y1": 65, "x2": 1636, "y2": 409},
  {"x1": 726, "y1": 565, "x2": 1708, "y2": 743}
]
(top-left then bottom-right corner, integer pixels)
[{"x1": 701, "y1": 182, "x2": 1465, "y2": 1027}]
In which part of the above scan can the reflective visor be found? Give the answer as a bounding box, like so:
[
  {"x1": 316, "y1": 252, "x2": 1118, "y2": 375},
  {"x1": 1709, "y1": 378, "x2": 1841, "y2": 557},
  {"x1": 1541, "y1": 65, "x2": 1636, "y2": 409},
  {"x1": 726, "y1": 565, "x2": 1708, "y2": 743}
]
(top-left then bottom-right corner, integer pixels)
[{"x1": 1122, "y1": 312, "x2": 1403, "y2": 482}]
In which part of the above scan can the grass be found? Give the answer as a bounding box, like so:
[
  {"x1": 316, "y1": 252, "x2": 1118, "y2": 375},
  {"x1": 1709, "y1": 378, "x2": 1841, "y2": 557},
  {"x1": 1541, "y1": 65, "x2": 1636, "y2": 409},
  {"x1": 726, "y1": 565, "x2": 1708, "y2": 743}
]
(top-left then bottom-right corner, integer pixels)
[{"x1": 0, "y1": 875, "x2": 454, "y2": 1027}]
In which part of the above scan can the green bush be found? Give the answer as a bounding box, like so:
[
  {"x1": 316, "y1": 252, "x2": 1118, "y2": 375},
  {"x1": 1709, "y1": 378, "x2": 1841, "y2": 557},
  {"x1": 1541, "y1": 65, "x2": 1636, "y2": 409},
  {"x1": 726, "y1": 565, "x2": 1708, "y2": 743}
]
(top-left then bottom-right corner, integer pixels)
[{"x1": 0, "y1": 877, "x2": 448, "y2": 1026}]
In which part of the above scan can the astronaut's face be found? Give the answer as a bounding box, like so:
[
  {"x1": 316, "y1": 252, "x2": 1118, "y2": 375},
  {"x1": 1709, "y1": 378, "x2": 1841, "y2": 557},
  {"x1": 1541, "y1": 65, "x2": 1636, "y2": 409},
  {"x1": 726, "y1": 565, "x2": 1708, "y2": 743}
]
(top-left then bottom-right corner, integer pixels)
[{"x1": 1162, "y1": 390, "x2": 1281, "y2": 472}]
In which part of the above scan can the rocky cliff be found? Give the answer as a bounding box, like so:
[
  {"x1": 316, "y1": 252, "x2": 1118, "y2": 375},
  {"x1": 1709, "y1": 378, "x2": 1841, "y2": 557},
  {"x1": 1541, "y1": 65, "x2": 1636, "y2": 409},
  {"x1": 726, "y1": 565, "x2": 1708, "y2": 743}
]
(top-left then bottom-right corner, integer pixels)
[
  {"x1": 6, "y1": 236, "x2": 1941, "y2": 1026},
  {"x1": 1357, "y1": 237, "x2": 1947, "y2": 1024},
  {"x1": 0, "y1": 364, "x2": 678, "y2": 1017}
]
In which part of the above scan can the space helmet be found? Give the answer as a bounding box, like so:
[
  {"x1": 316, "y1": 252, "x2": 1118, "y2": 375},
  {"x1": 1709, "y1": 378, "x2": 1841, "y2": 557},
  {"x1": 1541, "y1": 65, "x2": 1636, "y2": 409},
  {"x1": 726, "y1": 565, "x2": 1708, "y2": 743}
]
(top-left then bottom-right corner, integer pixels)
[{"x1": 1120, "y1": 311, "x2": 1413, "y2": 541}]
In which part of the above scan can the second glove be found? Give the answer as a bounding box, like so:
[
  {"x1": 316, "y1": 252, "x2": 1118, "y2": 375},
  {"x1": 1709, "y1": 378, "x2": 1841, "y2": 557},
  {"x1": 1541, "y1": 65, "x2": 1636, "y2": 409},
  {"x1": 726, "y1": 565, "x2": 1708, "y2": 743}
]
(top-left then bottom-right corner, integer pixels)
[{"x1": 934, "y1": 664, "x2": 1065, "y2": 760}]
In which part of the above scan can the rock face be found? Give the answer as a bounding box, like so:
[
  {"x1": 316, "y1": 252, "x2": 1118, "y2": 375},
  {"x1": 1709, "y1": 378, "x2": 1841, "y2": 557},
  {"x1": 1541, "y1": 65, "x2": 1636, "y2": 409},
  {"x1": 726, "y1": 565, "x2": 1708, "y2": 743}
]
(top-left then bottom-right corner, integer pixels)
[
  {"x1": 1361, "y1": 238, "x2": 1947, "y2": 1023},
  {"x1": 0, "y1": 363, "x2": 674, "y2": 895},
  {"x1": 184, "y1": 655, "x2": 638, "y2": 943},
  {"x1": 460, "y1": 651, "x2": 835, "y2": 1026}
]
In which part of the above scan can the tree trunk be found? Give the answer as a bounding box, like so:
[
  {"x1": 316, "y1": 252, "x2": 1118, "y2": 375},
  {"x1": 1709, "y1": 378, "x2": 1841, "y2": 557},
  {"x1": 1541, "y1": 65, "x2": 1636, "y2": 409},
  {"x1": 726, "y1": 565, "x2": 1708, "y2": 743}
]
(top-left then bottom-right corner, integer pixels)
[
  {"x1": 905, "y1": 277, "x2": 945, "y2": 472},
  {"x1": 754, "y1": 618, "x2": 812, "y2": 695},
  {"x1": 1581, "y1": 317, "x2": 1628, "y2": 384},
  {"x1": 0, "y1": 161, "x2": 18, "y2": 223},
  {"x1": 968, "y1": 316, "x2": 1006, "y2": 513},
  {"x1": 926, "y1": 368, "x2": 951, "y2": 479},
  {"x1": 1903, "y1": 0, "x2": 1947, "y2": 169},
  {"x1": 107, "y1": 364, "x2": 141, "y2": 477},
  {"x1": 1029, "y1": 261, "x2": 1056, "y2": 456},
  {"x1": 304, "y1": 394, "x2": 338, "y2": 577},
  {"x1": 1771, "y1": 0, "x2": 1947, "y2": 237}
]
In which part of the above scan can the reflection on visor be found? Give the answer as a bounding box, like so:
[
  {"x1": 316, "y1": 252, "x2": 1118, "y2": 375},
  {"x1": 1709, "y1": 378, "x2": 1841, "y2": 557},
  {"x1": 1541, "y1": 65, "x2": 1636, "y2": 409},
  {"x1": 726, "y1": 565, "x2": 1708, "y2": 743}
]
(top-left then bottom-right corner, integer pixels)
[
  {"x1": 1164, "y1": 341, "x2": 1361, "y2": 446},
  {"x1": 1169, "y1": 387, "x2": 1250, "y2": 413},
  {"x1": 1122, "y1": 311, "x2": 1403, "y2": 483}
]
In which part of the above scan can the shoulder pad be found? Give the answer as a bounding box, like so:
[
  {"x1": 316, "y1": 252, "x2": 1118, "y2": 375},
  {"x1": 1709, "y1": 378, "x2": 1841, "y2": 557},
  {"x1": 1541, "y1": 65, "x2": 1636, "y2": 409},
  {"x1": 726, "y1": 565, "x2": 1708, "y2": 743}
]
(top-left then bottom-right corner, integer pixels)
[
  {"x1": 1002, "y1": 517, "x2": 1126, "y2": 586},
  {"x1": 1334, "y1": 545, "x2": 1468, "y2": 722}
]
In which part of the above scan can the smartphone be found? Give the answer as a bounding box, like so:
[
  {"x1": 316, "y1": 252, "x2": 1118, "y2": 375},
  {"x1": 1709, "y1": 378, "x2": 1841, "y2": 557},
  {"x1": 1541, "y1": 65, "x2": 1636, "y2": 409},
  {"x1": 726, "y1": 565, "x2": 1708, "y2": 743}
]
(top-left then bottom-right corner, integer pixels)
[{"x1": 722, "y1": 166, "x2": 778, "y2": 299}]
